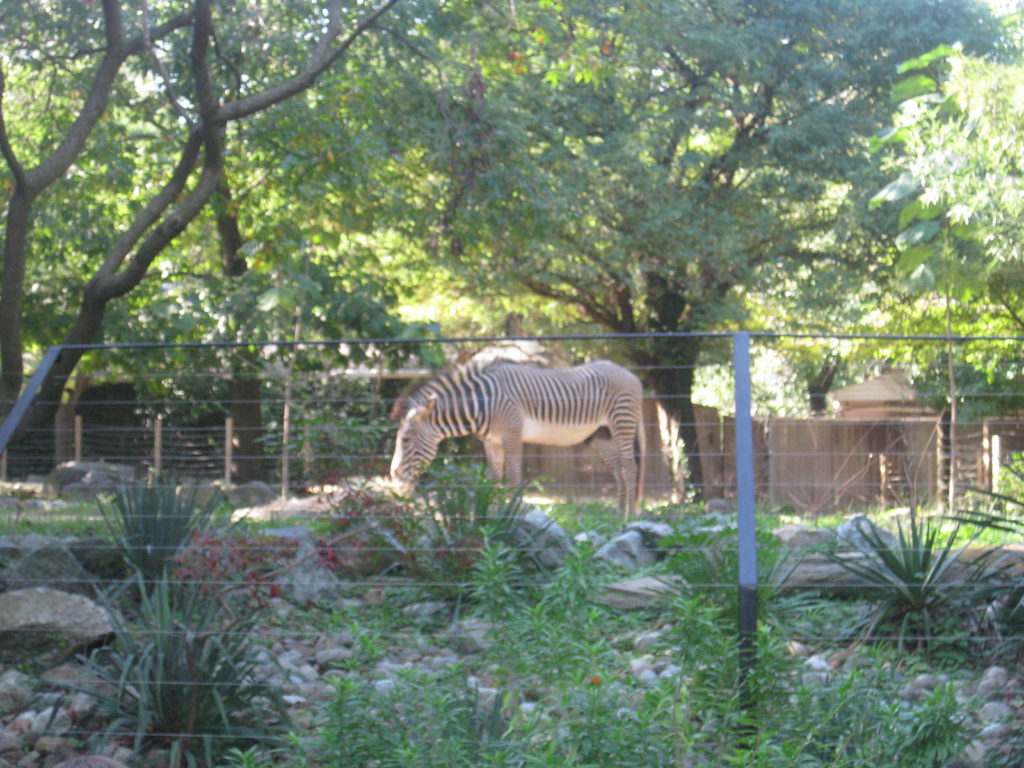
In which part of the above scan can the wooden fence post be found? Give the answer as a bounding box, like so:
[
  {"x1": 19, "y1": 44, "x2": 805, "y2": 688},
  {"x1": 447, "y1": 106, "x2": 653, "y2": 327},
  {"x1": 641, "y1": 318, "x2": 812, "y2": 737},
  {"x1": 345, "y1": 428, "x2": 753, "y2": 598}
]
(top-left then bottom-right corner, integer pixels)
[
  {"x1": 153, "y1": 416, "x2": 163, "y2": 478},
  {"x1": 73, "y1": 415, "x2": 82, "y2": 462}
]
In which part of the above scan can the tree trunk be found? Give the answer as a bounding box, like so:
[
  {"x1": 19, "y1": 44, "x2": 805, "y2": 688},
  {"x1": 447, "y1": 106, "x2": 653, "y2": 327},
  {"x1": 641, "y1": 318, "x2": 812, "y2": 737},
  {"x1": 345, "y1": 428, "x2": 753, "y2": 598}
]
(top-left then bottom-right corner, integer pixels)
[
  {"x1": 635, "y1": 337, "x2": 706, "y2": 502},
  {"x1": 807, "y1": 360, "x2": 840, "y2": 415},
  {"x1": 228, "y1": 375, "x2": 267, "y2": 483}
]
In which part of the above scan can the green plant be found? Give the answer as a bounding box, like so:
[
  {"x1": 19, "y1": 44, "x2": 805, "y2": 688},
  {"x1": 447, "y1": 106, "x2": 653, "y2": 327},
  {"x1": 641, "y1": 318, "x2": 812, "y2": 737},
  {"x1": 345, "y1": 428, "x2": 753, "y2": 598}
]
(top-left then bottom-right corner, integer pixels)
[
  {"x1": 99, "y1": 481, "x2": 223, "y2": 581},
  {"x1": 308, "y1": 667, "x2": 510, "y2": 768},
  {"x1": 660, "y1": 513, "x2": 787, "y2": 618},
  {"x1": 469, "y1": 538, "x2": 531, "y2": 622},
  {"x1": 829, "y1": 512, "x2": 1000, "y2": 650},
  {"x1": 412, "y1": 465, "x2": 534, "y2": 593},
  {"x1": 74, "y1": 574, "x2": 289, "y2": 768}
]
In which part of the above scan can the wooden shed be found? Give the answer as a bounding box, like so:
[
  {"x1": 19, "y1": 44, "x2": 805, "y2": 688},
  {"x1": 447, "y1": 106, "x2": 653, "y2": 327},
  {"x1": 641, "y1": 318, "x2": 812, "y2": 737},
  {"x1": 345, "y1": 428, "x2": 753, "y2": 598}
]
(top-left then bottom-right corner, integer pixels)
[{"x1": 829, "y1": 370, "x2": 934, "y2": 420}]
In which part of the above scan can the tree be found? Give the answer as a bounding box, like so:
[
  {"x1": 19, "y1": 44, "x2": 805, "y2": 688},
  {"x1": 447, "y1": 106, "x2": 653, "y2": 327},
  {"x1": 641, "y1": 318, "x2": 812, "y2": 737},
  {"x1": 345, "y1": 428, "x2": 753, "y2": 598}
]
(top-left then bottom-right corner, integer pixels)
[
  {"x1": 0, "y1": 0, "x2": 400, "y2": 434},
  {"x1": 376, "y1": 0, "x2": 1001, "y2": 496}
]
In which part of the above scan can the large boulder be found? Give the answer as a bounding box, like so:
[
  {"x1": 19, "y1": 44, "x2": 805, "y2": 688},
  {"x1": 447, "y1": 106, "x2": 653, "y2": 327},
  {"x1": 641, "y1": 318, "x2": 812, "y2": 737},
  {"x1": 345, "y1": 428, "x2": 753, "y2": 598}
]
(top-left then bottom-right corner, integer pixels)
[
  {"x1": 0, "y1": 588, "x2": 114, "y2": 670},
  {"x1": 509, "y1": 508, "x2": 572, "y2": 569},
  {"x1": 51, "y1": 462, "x2": 136, "y2": 501},
  {"x1": 264, "y1": 526, "x2": 342, "y2": 605},
  {"x1": 0, "y1": 541, "x2": 97, "y2": 596},
  {"x1": 836, "y1": 515, "x2": 898, "y2": 554},
  {"x1": 593, "y1": 575, "x2": 684, "y2": 610},
  {"x1": 228, "y1": 481, "x2": 278, "y2": 509},
  {"x1": 595, "y1": 531, "x2": 658, "y2": 571}
]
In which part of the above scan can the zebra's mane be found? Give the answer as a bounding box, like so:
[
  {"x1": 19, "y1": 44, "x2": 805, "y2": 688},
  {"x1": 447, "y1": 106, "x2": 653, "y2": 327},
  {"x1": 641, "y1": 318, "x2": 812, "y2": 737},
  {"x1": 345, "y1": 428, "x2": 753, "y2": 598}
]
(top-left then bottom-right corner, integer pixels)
[{"x1": 389, "y1": 358, "x2": 529, "y2": 420}]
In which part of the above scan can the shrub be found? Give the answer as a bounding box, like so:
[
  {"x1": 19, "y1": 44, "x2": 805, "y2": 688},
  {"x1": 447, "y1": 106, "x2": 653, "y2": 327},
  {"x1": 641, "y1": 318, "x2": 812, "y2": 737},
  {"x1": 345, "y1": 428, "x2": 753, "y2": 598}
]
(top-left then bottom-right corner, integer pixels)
[
  {"x1": 380, "y1": 465, "x2": 538, "y2": 596},
  {"x1": 172, "y1": 529, "x2": 299, "y2": 598},
  {"x1": 829, "y1": 511, "x2": 1001, "y2": 651},
  {"x1": 99, "y1": 481, "x2": 222, "y2": 582},
  {"x1": 73, "y1": 574, "x2": 289, "y2": 768}
]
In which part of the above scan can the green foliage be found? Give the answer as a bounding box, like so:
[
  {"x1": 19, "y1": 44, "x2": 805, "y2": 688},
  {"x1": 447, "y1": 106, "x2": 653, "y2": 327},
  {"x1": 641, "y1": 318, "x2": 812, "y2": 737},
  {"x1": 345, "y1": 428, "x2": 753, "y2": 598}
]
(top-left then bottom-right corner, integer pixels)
[
  {"x1": 99, "y1": 482, "x2": 224, "y2": 582},
  {"x1": 873, "y1": 39, "x2": 1024, "y2": 328},
  {"x1": 755, "y1": 667, "x2": 968, "y2": 768},
  {"x1": 305, "y1": 667, "x2": 508, "y2": 768},
  {"x1": 660, "y1": 511, "x2": 787, "y2": 618},
  {"x1": 74, "y1": 574, "x2": 289, "y2": 768},
  {"x1": 411, "y1": 466, "x2": 537, "y2": 592},
  {"x1": 828, "y1": 512, "x2": 999, "y2": 650},
  {"x1": 303, "y1": 573, "x2": 974, "y2": 768}
]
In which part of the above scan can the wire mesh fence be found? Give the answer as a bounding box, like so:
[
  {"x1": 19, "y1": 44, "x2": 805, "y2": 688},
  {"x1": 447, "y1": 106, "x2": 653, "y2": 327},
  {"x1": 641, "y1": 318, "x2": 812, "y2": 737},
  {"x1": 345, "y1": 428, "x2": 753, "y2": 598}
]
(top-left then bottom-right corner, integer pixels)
[{"x1": 1, "y1": 332, "x2": 1023, "y2": 766}]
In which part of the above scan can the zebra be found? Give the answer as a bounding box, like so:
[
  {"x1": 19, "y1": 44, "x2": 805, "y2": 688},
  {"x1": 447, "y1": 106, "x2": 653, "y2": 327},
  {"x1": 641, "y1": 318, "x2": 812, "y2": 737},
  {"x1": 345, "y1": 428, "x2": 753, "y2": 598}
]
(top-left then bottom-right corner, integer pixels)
[{"x1": 389, "y1": 359, "x2": 645, "y2": 516}]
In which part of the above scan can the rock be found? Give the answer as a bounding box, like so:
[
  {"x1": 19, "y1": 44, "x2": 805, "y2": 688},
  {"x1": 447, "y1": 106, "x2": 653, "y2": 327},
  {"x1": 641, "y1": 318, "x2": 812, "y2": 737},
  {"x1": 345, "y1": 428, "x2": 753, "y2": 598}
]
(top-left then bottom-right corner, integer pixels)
[
  {"x1": 0, "y1": 669, "x2": 32, "y2": 714},
  {"x1": 0, "y1": 543, "x2": 96, "y2": 596},
  {"x1": 623, "y1": 521, "x2": 673, "y2": 556},
  {"x1": 443, "y1": 618, "x2": 496, "y2": 653},
  {"x1": 975, "y1": 665, "x2": 1009, "y2": 701},
  {"x1": 0, "y1": 588, "x2": 114, "y2": 670},
  {"x1": 635, "y1": 668, "x2": 659, "y2": 687},
  {"x1": 977, "y1": 701, "x2": 1014, "y2": 724},
  {"x1": 50, "y1": 462, "x2": 136, "y2": 498},
  {"x1": 314, "y1": 647, "x2": 354, "y2": 667},
  {"x1": 0, "y1": 730, "x2": 21, "y2": 753},
  {"x1": 595, "y1": 531, "x2": 657, "y2": 571},
  {"x1": 593, "y1": 575, "x2": 683, "y2": 610},
  {"x1": 510, "y1": 508, "x2": 572, "y2": 569},
  {"x1": 24, "y1": 706, "x2": 72, "y2": 735},
  {"x1": 262, "y1": 527, "x2": 341, "y2": 604},
  {"x1": 0, "y1": 534, "x2": 63, "y2": 566},
  {"x1": 632, "y1": 630, "x2": 663, "y2": 653},
  {"x1": 900, "y1": 673, "x2": 943, "y2": 701},
  {"x1": 228, "y1": 481, "x2": 278, "y2": 508},
  {"x1": 836, "y1": 515, "x2": 897, "y2": 554},
  {"x1": 402, "y1": 601, "x2": 449, "y2": 620},
  {"x1": 777, "y1": 552, "x2": 872, "y2": 595},
  {"x1": 772, "y1": 525, "x2": 835, "y2": 551},
  {"x1": 66, "y1": 539, "x2": 128, "y2": 584}
]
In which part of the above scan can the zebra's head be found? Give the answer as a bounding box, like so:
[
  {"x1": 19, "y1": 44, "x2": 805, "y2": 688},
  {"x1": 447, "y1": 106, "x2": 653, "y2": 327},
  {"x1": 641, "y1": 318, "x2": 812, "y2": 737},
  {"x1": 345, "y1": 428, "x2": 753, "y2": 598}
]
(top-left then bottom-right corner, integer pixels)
[{"x1": 389, "y1": 396, "x2": 443, "y2": 491}]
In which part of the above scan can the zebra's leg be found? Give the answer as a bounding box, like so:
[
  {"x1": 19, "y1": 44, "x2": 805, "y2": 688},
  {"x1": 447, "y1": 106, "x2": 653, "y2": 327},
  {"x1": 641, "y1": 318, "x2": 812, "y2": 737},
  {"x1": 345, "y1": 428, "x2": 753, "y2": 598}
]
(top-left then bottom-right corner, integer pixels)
[
  {"x1": 592, "y1": 434, "x2": 631, "y2": 518},
  {"x1": 482, "y1": 436, "x2": 505, "y2": 481},
  {"x1": 608, "y1": 422, "x2": 640, "y2": 519}
]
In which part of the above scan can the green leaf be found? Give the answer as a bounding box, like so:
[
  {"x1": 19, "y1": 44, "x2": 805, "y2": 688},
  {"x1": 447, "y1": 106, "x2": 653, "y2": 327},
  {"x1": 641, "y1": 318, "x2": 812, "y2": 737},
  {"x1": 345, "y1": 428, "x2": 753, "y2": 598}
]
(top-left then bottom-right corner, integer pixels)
[
  {"x1": 870, "y1": 172, "x2": 919, "y2": 209},
  {"x1": 898, "y1": 44, "x2": 958, "y2": 74},
  {"x1": 896, "y1": 220, "x2": 941, "y2": 249},
  {"x1": 895, "y1": 243, "x2": 935, "y2": 275},
  {"x1": 257, "y1": 286, "x2": 294, "y2": 312},
  {"x1": 891, "y1": 74, "x2": 939, "y2": 104},
  {"x1": 898, "y1": 200, "x2": 943, "y2": 230},
  {"x1": 869, "y1": 125, "x2": 908, "y2": 153}
]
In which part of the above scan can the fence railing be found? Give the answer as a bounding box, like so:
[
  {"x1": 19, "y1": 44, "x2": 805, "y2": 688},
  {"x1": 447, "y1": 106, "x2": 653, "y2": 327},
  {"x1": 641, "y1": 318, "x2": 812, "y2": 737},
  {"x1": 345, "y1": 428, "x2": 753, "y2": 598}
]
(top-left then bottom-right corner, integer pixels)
[{"x1": 4, "y1": 333, "x2": 1024, "y2": 511}]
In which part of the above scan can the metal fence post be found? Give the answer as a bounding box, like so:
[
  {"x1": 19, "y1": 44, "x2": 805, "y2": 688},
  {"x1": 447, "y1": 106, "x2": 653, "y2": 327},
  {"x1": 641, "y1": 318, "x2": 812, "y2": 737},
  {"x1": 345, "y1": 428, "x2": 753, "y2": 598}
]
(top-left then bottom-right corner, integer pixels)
[
  {"x1": 733, "y1": 332, "x2": 759, "y2": 710},
  {"x1": 224, "y1": 417, "x2": 234, "y2": 487}
]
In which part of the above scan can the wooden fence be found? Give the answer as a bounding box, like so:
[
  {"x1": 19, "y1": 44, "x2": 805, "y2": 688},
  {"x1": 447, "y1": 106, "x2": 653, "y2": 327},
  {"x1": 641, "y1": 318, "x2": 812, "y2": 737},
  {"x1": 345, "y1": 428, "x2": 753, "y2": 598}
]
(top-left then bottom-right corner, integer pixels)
[
  {"x1": 522, "y1": 399, "x2": 1023, "y2": 515},
  {"x1": 13, "y1": 392, "x2": 1024, "y2": 515}
]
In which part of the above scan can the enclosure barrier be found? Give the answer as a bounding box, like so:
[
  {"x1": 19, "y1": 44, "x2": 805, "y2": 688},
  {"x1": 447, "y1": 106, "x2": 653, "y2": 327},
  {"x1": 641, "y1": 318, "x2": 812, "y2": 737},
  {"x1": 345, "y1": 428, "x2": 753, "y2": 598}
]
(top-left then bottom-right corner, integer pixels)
[{"x1": 2, "y1": 331, "x2": 1024, "y2": 761}]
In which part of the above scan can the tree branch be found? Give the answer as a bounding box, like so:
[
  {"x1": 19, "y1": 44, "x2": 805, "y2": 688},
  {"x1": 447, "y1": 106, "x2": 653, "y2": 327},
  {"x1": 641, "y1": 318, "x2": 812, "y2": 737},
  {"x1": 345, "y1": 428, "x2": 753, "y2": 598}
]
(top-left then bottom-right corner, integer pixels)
[
  {"x1": 218, "y1": 0, "x2": 401, "y2": 123},
  {"x1": 0, "y1": 63, "x2": 26, "y2": 190}
]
